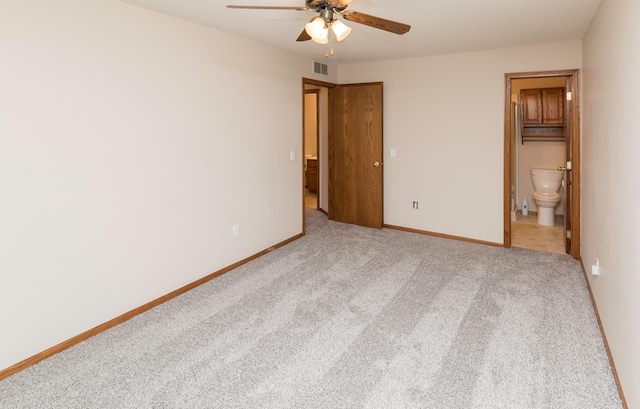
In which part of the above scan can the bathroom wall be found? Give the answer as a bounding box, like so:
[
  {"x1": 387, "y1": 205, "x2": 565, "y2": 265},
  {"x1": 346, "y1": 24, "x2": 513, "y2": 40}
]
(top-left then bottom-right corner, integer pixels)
[{"x1": 512, "y1": 77, "x2": 567, "y2": 214}]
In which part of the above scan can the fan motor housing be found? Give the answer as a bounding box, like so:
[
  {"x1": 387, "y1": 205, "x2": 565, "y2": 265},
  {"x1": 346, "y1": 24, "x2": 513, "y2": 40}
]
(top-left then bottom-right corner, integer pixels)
[{"x1": 306, "y1": 0, "x2": 349, "y2": 12}]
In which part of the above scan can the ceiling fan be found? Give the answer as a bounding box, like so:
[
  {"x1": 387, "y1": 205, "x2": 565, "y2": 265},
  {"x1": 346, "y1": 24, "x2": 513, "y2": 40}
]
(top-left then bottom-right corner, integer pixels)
[{"x1": 227, "y1": 0, "x2": 410, "y2": 44}]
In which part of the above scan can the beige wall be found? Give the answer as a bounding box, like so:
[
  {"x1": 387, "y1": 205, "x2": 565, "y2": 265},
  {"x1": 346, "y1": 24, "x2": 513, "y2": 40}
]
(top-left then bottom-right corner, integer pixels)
[
  {"x1": 512, "y1": 77, "x2": 567, "y2": 214},
  {"x1": 4, "y1": 1, "x2": 637, "y2": 403},
  {"x1": 582, "y1": 0, "x2": 640, "y2": 406},
  {"x1": 0, "y1": 0, "x2": 327, "y2": 371},
  {"x1": 338, "y1": 43, "x2": 582, "y2": 243}
]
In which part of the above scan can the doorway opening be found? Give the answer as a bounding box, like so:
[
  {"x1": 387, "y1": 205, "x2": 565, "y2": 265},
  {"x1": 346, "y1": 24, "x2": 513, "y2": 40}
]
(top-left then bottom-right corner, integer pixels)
[
  {"x1": 302, "y1": 78, "x2": 335, "y2": 232},
  {"x1": 304, "y1": 89, "x2": 319, "y2": 210},
  {"x1": 504, "y1": 70, "x2": 581, "y2": 259},
  {"x1": 301, "y1": 78, "x2": 385, "y2": 231},
  {"x1": 511, "y1": 77, "x2": 566, "y2": 254}
]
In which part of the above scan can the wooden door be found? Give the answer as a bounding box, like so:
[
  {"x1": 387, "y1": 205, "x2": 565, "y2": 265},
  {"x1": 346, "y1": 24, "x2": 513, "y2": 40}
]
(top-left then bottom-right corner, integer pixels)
[
  {"x1": 564, "y1": 78, "x2": 572, "y2": 253},
  {"x1": 542, "y1": 88, "x2": 565, "y2": 125},
  {"x1": 329, "y1": 82, "x2": 383, "y2": 228}
]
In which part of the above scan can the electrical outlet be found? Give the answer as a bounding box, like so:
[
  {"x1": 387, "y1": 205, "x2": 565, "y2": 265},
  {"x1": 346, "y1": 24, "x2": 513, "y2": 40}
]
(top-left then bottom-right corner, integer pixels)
[
  {"x1": 232, "y1": 224, "x2": 240, "y2": 238},
  {"x1": 412, "y1": 201, "x2": 419, "y2": 209},
  {"x1": 591, "y1": 257, "x2": 599, "y2": 276}
]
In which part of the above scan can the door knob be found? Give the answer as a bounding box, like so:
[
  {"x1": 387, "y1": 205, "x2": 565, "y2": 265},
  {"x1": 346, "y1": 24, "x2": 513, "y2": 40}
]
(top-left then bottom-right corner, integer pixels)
[
  {"x1": 558, "y1": 166, "x2": 567, "y2": 171},
  {"x1": 373, "y1": 161, "x2": 380, "y2": 167}
]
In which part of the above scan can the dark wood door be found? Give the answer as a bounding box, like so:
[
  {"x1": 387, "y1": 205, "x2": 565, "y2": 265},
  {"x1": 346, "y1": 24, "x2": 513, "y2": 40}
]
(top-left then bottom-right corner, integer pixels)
[
  {"x1": 329, "y1": 82, "x2": 383, "y2": 228},
  {"x1": 564, "y1": 78, "x2": 572, "y2": 253}
]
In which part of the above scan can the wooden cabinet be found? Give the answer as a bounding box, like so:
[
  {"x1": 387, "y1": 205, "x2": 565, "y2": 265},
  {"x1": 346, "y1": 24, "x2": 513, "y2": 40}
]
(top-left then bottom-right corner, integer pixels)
[
  {"x1": 541, "y1": 88, "x2": 565, "y2": 125},
  {"x1": 521, "y1": 89, "x2": 543, "y2": 125},
  {"x1": 521, "y1": 87, "x2": 566, "y2": 141},
  {"x1": 306, "y1": 158, "x2": 318, "y2": 193}
]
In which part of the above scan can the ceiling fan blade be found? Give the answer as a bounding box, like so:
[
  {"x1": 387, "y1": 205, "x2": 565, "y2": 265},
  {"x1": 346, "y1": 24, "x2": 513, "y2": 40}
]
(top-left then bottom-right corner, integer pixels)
[
  {"x1": 296, "y1": 29, "x2": 312, "y2": 42},
  {"x1": 226, "y1": 5, "x2": 308, "y2": 10},
  {"x1": 341, "y1": 11, "x2": 410, "y2": 35},
  {"x1": 296, "y1": 17, "x2": 317, "y2": 42}
]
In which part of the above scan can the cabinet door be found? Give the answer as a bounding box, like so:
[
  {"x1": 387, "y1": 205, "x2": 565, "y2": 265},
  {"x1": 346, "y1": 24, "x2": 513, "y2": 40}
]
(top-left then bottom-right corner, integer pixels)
[
  {"x1": 521, "y1": 89, "x2": 542, "y2": 125},
  {"x1": 542, "y1": 88, "x2": 565, "y2": 125}
]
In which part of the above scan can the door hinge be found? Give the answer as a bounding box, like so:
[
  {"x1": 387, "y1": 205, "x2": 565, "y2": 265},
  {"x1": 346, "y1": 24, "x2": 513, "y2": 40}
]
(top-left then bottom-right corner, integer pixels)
[
  {"x1": 566, "y1": 91, "x2": 572, "y2": 101},
  {"x1": 566, "y1": 230, "x2": 572, "y2": 239},
  {"x1": 566, "y1": 160, "x2": 572, "y2": 171}
]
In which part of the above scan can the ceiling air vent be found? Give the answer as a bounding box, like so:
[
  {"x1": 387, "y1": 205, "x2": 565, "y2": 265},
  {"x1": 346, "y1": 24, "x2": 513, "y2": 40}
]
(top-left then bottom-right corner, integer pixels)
[{"x1": 313, "y1": 61, "x2": 328, "y2": 76}]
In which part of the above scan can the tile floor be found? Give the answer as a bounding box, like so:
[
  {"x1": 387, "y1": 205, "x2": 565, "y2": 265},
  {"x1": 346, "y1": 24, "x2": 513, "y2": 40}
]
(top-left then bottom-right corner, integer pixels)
[{"x1": 511, "y1": 212, "x2": 566, "y2": 254}]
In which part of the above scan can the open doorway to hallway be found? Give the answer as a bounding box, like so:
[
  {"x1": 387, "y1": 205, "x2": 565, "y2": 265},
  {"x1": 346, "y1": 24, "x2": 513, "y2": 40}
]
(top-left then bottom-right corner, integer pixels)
[
  {"x1": 303, "y1": 89, "x2": 319, "y2": 210},
  {"x1": 301, "y1": 78, "x2": 384, "y2": 230},
  {"x1": 302, "y1": 78, "x2": 332, "y2": 219}
]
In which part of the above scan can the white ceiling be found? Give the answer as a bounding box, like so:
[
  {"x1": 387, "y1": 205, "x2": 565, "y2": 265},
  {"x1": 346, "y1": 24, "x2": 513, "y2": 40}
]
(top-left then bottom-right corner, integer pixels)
[{"x1": 118, "y1": 0, "x2": 601, "y2": 63}]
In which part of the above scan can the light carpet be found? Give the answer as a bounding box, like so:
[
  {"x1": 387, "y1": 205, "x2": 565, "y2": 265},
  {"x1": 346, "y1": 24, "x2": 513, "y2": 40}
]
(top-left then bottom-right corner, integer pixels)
[{"x1": 0, "y1": 210, "x2": 622, "y2": 408}]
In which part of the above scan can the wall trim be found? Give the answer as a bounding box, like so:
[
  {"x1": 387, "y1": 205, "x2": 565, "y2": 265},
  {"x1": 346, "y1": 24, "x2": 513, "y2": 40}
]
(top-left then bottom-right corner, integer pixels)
[
  {"x1": 0, "y1": 232, "x2": 304, "y2": 381},
  {"x1": 384, "y1": 224, "x2": 502, "y2": 248},
  {"x1": 579, "y1": 258, "x2": 628, "y2": 408}
]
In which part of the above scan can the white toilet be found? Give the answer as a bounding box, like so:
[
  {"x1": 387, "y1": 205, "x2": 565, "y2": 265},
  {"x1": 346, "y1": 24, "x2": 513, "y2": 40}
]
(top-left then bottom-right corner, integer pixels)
[{"x1": 530, "y1": 168, "x2": 563, "y2": 226}]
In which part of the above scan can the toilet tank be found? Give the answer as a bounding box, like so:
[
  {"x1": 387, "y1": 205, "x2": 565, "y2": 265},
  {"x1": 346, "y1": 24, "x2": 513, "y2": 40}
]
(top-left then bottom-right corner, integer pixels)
[{"x1": 530, "y1": 168, "x2": 563, "y2": 192}]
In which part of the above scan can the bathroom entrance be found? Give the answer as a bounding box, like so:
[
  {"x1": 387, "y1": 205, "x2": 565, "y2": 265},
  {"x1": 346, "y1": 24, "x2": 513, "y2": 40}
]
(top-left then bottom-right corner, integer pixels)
[{"x1": 504, "y1": 70, "x2": 581, "y2": 259}]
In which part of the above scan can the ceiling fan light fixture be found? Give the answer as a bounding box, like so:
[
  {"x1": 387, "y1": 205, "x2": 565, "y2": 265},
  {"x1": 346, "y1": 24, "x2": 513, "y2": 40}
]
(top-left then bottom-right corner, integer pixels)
[
  {"x1": 331, "y1": 19, "x2": 351, "y2": 41},
  {"x1": 227, "y1": 3, "x2": 411, "y2": 45},
  {"x1": 305, "y1": 17, "x2": 329, "y2": 44}
]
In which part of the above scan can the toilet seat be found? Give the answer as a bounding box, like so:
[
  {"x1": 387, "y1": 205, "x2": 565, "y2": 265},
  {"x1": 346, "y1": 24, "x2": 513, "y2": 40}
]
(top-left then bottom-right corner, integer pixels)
[{"x1": 533, "y1": 190, "x2": 560, "y2": 203}]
